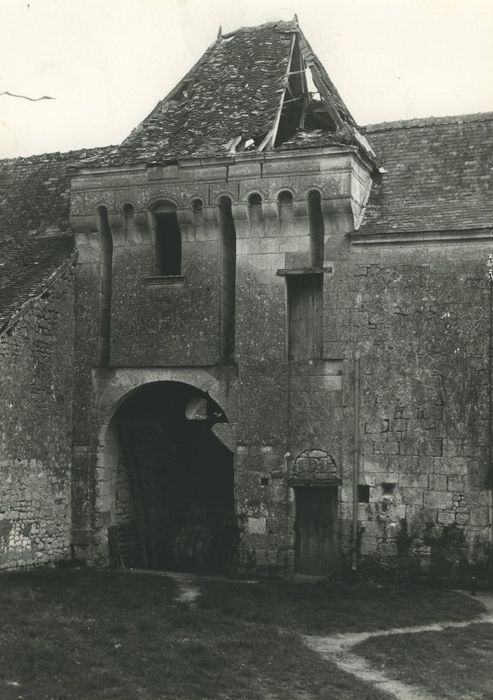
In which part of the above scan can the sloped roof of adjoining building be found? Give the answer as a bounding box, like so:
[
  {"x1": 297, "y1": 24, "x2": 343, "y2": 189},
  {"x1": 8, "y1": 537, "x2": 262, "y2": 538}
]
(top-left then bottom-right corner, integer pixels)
[
  {"x1": 0, "y1": 145, "x2": 116, "y2": 243},
  {"x1": 359, "y1": 112, "x2": 493, "y2": 235},
  {"x1": 0, "y1": 237, "x2": 75, "y2": 333},
  {"x1": 114, "y1": 20, "x2": 373, "y2": 166},
  {"x1": 0, "y1": 145, "x2": 116, "y2": 332}
]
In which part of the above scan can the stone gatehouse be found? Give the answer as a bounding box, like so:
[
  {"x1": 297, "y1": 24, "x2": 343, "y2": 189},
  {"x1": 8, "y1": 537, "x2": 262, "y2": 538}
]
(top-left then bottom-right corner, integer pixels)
[{"x1": 1, "y1": 19, "x2": 493, "y2": 577}]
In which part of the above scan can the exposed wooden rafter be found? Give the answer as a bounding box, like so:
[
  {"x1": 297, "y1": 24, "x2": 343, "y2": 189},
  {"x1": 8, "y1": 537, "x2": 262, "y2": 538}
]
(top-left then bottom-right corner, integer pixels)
[{"x1": 258, "y1": 32, "x2": 296, "y2": 152}]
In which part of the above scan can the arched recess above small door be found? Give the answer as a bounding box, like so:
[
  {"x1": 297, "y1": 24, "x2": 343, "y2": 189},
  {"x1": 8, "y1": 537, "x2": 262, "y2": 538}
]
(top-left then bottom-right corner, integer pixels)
[{"x1": 288, "y1": 449, "x2": 340, "y2": 485}]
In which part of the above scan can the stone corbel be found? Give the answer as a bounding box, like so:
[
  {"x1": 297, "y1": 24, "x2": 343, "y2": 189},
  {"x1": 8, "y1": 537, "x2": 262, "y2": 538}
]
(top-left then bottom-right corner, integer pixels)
[
  {"x1": 292, "y1": 200, "x2": 308, "y2": 220},
  {"x1": 202, "y1": 205, "x2": 219, "y2": 225},
  {"x1": 260, "y1": 201, "x2": 279, "y2": 238},
  {"x1": 321, "y1": 197, "x2": 354, "y2": 236},
  {"x1": 107, "y1": 212, "x2": 125, "y2": 246},
  {"x1": 70, "y1": 213, "x2": 97, "y2": 236},
  {"x1": 293, "y1": 199, "x2": 309, "y2": 238},
  {"x1": 176, "y1": 208, "x2": 193, "y2": 227},
  {"x1": 231, "y1": 203, "x2": 249, "y2": 239},
  {"x1": 176, "y1": 207, "x2": 194, "y2": 242},
  {"x1": 71, "y1": 215, "x2": 100, "y2": 261},
  {"x1": 198, "y1": 205, "x2": 219, "y2": 241},
  {"x1": 132, "y1": 211, "x2": 150, "y2": 244}
]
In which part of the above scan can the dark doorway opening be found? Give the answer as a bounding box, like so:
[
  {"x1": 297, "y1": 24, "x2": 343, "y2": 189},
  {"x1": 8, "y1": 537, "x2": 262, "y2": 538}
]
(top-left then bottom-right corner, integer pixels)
[
  {"x1": 294, "y1": 485, "x2": 339, "y2": 575},
  {"x1": 108, "y1": 382, "x2": 236, "y2": 574}
]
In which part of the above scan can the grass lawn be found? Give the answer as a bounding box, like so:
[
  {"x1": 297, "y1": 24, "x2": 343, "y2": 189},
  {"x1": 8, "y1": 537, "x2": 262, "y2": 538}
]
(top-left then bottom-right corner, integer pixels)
[
  {"x1": 353, "y1": 622, "x2": 493, "y2": 699},
  {"x1": 199, "y1": 577, "x2": 483, "y2": 634},
  {"x1": 0, "y1": 569, "x2": 484, "y2": 699}
]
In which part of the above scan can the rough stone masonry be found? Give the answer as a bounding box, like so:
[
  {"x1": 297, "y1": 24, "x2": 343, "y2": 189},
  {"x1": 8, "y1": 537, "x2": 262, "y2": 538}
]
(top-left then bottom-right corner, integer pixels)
[{"x1": 0, "y1": 19, "x2": 492, "y2": 577}]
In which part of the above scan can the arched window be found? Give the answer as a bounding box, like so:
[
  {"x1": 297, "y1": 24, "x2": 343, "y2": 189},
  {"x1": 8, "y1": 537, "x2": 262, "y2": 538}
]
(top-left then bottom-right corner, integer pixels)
[
  {"x1": 97, "y1": 205, "x2": 113, "y2": 367},
  {"x1": 123, "y1": 203, "x2": 134, "y2": 237},
  {"x1": 248, "y1": 193, "x2": 263, "y2": 227},
  {"x1": 307, "y1": 190, "x2": 324, "y2": 267},
  {"x1": 150, "y1": 202, "x2": 182, "y2": 276},
  {"x1": 218, "y1": 196, "x2": 236, "y2": 364},
  {"x1": 277, "y1": 190, "x2": 294, "y2": 226}
]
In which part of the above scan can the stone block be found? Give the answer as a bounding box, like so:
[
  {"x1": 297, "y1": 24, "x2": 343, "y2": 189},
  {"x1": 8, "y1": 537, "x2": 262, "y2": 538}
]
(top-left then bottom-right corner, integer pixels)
[
  {"x1": 247, "y1": 517, "x2": 266, "y2": 534},
  {"x1": 429, "y1": 475, "x2": 447, "y2": 491},
  {"x1": 401, "y1": 487, "x2": 425, "y2": 506},
  {"x1": 424, "y1": 491, "x2": 453, "y2": 509}
]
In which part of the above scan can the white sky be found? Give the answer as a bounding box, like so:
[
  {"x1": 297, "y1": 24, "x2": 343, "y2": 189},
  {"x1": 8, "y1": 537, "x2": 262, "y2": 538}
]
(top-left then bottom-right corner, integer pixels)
[{"x1": 1, "y1": 0, "x2": 492, "y2": 158}]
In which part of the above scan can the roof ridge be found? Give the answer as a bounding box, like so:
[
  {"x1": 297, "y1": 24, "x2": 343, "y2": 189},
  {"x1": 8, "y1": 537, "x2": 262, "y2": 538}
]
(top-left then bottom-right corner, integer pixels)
[
  {"x1": 363, "y1": 111, "x2": 493, "y2": 133},
  {"x1": 0, "y1": 144, "x2": 117, "y2": 166},
  {"x1": 222, "y1": 20, "x2": 298, "y2": 36}
]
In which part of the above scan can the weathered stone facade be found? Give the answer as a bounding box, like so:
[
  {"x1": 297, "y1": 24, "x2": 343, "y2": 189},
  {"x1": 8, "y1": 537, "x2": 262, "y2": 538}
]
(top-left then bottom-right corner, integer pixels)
[
  {"x1": 1, "y1": 19, "x2": 492, "y2": 576},
  {"x1": 0, "y1": 266, "x2": 75, "y2": 569}
]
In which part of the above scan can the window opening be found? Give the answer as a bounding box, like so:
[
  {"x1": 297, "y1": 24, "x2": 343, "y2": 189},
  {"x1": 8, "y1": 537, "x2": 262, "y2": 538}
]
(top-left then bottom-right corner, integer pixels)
[
  {"x1": 382, "y1": 482, "x2": 396, "y2": 496},
  {"x1": 123, "y1": 203, "x2": 134, "y2": 238},
  {"x1": 152, "y1": 205, "x2": 182, "y2": 276},
  {"x1": 248, "y1": 193, "x2": 263, "y2": 228},
  {"x1": 358, "y1": 485, "x2": 370, "y2": 503}
]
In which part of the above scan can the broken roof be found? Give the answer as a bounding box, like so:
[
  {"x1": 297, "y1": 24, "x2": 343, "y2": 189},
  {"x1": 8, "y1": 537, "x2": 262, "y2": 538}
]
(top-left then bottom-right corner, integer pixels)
[
  {"x1": 360, "y1": 112, "x2": 493, "y2": 235},
  {"x1": 114, "y1": 19, "x2": 373, "y2": 166}
]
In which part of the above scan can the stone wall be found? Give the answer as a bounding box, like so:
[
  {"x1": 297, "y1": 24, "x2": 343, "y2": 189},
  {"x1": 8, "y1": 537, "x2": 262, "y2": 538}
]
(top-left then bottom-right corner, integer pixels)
[
  {"x1": 337, "y1": 243, "x2": 492, "y2": 572},
  {"x1": 70, "y1": 150, "x2": 492, "y2": 577},
  {"x1": 0, "y1": 266, "x2": 75, "y2": 569}
]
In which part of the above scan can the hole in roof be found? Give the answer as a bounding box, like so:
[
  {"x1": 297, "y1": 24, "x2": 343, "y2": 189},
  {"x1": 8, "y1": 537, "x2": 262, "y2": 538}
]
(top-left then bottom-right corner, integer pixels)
[
  {"x1": 306, "y1": 67, "x2": 320, "y2": 100},
  {"x1": 222, "y1": 33, "x2": 236, "y2": 42}
]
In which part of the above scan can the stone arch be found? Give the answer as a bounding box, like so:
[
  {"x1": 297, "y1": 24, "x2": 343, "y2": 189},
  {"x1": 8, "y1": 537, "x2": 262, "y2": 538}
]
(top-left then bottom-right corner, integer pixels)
[
  {"x1": 96, "y1": 368, "x2": 236, "y2": 437},
  {"x1": 145, "y1": 195, "x2": 180, "y2": 211},
  {"x1": 288, "y1": 449, "x2": 339, "y2": 484},
  {"x1": 94, "y1": 370, "x2": 236, "y2": 568}
]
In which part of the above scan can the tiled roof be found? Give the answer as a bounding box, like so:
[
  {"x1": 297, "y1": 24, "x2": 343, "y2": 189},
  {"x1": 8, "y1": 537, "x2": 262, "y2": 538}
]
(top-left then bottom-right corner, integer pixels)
[
  {"x1": 113, "y1": 20, "x2": 368, "y2": 165},
  {"x1": 0, "y1": 146, "x2": 116, "y2": 332},
  {"x1": 360, "y1": 112, "x2": 493, "y2": 235},
  {"x1": 0, "y1": 146, "x2": 117, "y2": 243},
  {"x1": 0, "y1": 237, "x2": 75, "y2": 332}
]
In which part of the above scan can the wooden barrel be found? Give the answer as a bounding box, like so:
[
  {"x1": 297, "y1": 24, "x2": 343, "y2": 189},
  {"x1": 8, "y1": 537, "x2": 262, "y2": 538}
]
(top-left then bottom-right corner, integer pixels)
[{"x1": 173, "y1": 525, "x2": 236, "y2": 573}]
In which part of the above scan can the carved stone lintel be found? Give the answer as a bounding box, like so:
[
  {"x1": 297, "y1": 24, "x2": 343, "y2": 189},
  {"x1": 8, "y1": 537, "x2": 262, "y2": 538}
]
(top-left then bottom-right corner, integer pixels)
[{"x1": 288, "y1": 449, "x2": 340, "y2": 484}]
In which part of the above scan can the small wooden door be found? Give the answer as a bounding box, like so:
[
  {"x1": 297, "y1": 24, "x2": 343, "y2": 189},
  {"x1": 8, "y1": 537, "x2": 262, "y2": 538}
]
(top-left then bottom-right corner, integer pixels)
[{"x1": 295, "y1": 486, "x2": 339, "y2": 575}]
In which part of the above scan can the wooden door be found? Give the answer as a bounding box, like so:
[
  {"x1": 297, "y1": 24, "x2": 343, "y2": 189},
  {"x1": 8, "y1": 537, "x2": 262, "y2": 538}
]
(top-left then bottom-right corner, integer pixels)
[
  {"x1": 287, "y1": 274, "x2": 323, "y2": 360},
  {"x1": 295, "y1": 486, "x2": 338, "y2": 575}
]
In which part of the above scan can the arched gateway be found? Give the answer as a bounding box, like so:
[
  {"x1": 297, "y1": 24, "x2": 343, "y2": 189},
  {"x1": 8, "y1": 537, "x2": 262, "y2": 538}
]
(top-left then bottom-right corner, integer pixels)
[{"x1": 98, "y1": 381, "x2": 237, "y2": 574}]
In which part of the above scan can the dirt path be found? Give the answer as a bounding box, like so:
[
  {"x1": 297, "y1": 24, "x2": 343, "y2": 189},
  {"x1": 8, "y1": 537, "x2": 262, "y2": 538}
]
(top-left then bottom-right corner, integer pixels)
[
  {"x1": 304, "y1": 600, "x2": 493, "y2": 700},
  {"x1": 125, "y1": 568, "x2": 201, "y2": 604}
]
